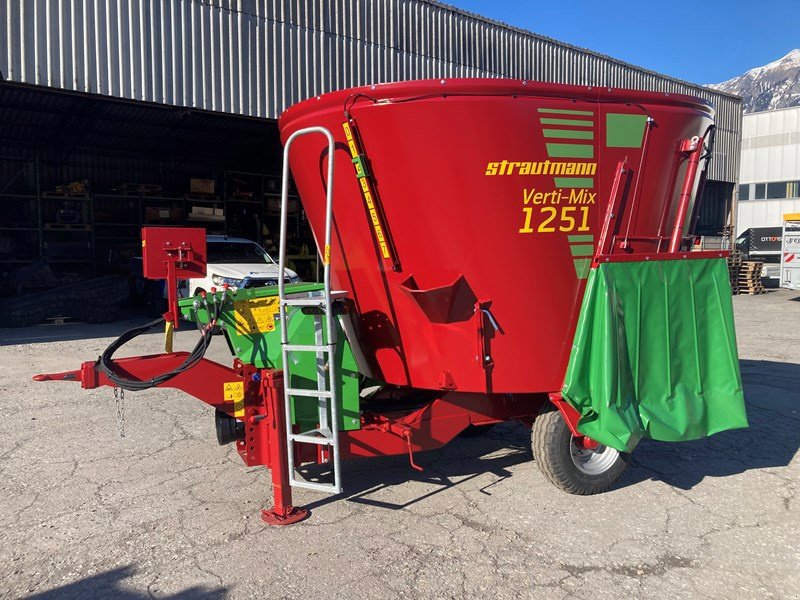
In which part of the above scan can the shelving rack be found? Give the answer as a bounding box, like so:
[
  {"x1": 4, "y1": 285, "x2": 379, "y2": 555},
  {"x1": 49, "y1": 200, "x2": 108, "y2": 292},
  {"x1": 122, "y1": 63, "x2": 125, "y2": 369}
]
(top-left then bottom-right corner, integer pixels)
[{"x1": 0, "y1": 173, "x2": 313, "y2": 280}]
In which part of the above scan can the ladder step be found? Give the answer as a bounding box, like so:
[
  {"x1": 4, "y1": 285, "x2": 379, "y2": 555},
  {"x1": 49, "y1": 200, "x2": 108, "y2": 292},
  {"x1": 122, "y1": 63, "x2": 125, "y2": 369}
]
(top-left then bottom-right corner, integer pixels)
[
  {"x1": 282, "y1": 297, "x2": 328, "y2": 307},
  {"x1": 285, "y1": 387, "x2": 332, "y2": 398},
  {"x1": 284, "y1": 344, "x2": 332, "y2": 352},
  {"x1": 282, "y1": 291, "x2": 348, "y2": 307},
  {"x1": 290, "y1": 432, "x2": 335, "y2": 446},
  {"x1": 289, "y1": 479, "x2": 343, "y2": 494}
]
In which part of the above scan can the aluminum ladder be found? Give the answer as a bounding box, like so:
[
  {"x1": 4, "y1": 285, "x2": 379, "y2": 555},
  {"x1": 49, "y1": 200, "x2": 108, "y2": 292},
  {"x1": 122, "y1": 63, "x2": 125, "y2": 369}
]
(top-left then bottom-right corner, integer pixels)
[{"x1": 277, "y1": 126, "x2": 343, "y2": 495}]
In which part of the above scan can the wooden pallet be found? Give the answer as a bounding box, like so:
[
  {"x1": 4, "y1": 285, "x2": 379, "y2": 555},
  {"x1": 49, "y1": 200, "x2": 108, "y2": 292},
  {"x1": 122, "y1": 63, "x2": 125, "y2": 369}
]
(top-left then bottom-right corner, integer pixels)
[
  {"x1": 726, "y1": 253, "x2": 743, "y2": 296},
  {"x1": 45, "y1": 316, "x2": 71, "y2": 325},
  {"x1": 739, "y1": 286, "x2": 766, "y2": 295},
  {"x1": 736, "y1": 259, "x2": 765, "y2": 294}
]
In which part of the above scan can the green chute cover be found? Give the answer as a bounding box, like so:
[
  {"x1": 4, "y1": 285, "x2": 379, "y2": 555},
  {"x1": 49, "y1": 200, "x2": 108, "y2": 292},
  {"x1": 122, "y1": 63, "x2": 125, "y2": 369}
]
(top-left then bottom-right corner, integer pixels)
[{"x1": 562, "y1": 257, "x2": 748, "y2": 453}]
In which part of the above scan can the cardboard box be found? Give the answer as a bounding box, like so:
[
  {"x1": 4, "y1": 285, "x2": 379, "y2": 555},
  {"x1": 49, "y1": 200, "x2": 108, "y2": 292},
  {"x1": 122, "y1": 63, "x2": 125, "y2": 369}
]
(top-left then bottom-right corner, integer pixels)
[
  {"x1": 190, "y1": 206, "x2": 214, "y2": 216},
  {"x1": 190, "y1": 178, "x2": 215, "y2": 195}
]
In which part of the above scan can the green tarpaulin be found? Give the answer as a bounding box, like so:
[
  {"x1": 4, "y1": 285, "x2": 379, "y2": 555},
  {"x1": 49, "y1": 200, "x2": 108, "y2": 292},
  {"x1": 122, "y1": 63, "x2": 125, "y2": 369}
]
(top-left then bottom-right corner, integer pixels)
[{"x1": 561, "y1": 257, "x2": 748, "y2": 453}]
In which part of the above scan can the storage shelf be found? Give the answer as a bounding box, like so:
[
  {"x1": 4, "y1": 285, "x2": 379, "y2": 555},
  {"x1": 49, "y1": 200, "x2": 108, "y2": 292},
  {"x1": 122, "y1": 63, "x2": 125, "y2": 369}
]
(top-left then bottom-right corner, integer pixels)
[
  {"x1": 226, "y1": 197, "x2": 261, "y2": 204},
  {"x1": 0, "y1": 170, "x2": 311, "y2": 278},
  {"x1": 40, "y1": 195, "x2": 91, "y2": 201}
]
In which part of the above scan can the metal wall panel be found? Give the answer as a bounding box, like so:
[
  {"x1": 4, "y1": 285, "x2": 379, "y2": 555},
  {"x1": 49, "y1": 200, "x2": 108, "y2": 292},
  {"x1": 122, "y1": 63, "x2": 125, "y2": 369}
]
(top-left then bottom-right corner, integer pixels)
[
  {"x1": 1, "y1": 0, "x2": 741, "y2": 181},
  {"x1": 740, "y1": 107, "x2": 800, "y2": 184}
]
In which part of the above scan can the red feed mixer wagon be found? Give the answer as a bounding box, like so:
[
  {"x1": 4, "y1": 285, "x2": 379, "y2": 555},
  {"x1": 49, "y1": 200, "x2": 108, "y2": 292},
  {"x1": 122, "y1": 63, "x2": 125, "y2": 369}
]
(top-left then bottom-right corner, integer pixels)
[{"x1": 35, "y1": 79, "x2": 747, "y2": 525}]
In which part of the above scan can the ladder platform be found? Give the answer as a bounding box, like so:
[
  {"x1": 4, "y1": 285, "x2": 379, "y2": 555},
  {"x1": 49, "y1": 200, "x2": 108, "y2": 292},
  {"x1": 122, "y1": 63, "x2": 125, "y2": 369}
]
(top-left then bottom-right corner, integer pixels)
[
  {"x1": 285, "y1": 387, "x2": 332, "y2": 398},
  {"x1": 282, "y1": 290, "x2": 349, "y2": 307},
  {"x1": 282, "y1": 297, "x2": 328, "y2": 307},
  {"x1": 283, "y1": 343, "x2": 333, "y2": 352}
]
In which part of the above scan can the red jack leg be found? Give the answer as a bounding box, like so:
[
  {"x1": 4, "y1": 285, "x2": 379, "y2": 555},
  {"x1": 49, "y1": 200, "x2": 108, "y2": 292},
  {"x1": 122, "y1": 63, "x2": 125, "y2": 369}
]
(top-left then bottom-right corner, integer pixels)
[{"x1": 259, "y1": 371, "x2": 310, "y2": 526}]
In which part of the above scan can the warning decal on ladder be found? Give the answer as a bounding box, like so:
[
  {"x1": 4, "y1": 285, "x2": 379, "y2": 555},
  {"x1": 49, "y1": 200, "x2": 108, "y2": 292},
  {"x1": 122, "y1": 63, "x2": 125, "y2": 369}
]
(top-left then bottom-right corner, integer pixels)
[{"x1": 223, "y1": 381, "x2": 245, "y2": 417}]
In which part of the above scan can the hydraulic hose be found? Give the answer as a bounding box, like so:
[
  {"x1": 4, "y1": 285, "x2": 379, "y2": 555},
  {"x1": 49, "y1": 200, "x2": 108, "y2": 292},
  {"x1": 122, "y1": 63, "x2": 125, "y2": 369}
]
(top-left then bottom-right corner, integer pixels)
[{"x1": 98, "y1": 290, "x2": 226, "y2": 392}]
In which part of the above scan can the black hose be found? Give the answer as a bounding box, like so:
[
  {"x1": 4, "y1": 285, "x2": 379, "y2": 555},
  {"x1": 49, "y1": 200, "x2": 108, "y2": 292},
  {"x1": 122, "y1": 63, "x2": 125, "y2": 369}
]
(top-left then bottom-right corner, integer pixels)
[{"x1": 98, "y1": 294, "x2": 224, "y2": 391}]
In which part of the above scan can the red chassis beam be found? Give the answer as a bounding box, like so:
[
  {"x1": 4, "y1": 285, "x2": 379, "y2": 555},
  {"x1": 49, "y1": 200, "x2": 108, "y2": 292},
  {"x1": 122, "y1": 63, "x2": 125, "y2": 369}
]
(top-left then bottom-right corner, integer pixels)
[
  {"x1": 593, "y1": 249, "x2": 728, "y2": 266},
  {"x1": 34, "y1": 353, "x2": 551, "y2": 522},
  {"x1": 35, "y1": 352, "x2": 242, "y2": 416},
  {"x1": 342, "y1": 393, "x2": 542, "y2": 468}
]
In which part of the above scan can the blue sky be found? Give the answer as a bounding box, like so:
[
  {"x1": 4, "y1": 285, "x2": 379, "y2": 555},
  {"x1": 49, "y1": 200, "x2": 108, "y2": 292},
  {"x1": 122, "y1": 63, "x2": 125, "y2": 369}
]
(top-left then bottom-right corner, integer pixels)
[{"x1": 449, "y1": 0, "x2": 800, "y2": 84}]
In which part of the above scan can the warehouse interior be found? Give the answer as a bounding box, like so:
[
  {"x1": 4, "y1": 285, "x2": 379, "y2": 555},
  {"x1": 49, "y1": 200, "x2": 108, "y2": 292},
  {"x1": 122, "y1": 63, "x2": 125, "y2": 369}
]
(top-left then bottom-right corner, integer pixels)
[
  {"x1": 0, "y1": 81, "x2": 318, "y2": 302},
  {"x1": 0, "y1": 79, "x2": 735, "y2": 308}
]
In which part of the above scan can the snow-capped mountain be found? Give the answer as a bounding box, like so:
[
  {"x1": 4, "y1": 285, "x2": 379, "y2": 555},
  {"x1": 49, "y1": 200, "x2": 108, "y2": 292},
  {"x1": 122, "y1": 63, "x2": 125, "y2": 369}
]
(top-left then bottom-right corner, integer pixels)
[{"x1": 709, "y1": 49, "x2": 800, "y2": 113}]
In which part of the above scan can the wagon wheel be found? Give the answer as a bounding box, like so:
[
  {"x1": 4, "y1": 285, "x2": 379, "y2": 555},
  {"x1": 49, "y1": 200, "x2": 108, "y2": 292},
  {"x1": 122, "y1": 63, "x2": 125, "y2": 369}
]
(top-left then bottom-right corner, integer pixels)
[{"x1": 531, "y1": 405, "x2": 631, "y2": 495}]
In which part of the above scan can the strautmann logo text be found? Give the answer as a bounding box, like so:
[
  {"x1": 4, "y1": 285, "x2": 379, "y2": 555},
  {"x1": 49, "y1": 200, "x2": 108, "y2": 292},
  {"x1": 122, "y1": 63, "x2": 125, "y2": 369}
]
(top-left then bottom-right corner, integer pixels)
[{"x1": 484, "y1": 160, "x2": 597, "y2": 176}]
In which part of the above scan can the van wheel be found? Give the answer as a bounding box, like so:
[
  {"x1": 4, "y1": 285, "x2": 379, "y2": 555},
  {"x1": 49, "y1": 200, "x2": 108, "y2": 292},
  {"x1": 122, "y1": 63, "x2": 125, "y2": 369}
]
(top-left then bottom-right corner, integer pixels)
[{"x1": 531, "y1": 406, "x2": 631, "y2": 495}]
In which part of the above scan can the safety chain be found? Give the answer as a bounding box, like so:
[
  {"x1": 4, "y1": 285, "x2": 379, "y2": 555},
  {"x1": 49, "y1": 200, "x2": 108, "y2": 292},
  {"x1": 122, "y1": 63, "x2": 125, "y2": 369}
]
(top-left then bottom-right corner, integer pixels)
[{"x1": 113, "y1": 387, "x2": 126, "y2": 438}]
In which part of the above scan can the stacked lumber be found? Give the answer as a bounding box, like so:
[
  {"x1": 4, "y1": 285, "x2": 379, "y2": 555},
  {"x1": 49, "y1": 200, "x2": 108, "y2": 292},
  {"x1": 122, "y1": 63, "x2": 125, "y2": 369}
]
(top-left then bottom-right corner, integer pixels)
[
  {"x1": 738, "y1": 260, "x2": 766, "y2": 295},
  {"x1": 727, "y1": 252, "x2": 742, "y2": 295}
]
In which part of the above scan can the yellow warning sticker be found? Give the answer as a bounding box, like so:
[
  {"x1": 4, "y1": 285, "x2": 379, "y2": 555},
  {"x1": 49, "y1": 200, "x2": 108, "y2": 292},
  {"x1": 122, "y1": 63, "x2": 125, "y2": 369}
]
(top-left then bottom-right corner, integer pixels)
[
  {"x1": 323, "y1": 244, "x2": 331, "y2": 265},
  {"x1": 233, "y1": 298, "x2": 280, "y2": 334},
  {"x1": 223, "y1": 381, "x2": 245, "y2": 418}
]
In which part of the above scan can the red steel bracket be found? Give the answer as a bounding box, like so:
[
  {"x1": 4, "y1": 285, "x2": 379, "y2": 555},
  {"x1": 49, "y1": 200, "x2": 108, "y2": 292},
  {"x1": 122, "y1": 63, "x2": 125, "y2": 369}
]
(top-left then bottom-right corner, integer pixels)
[{"x1": 548, "y1": 393, "x2": 598, "y2": 450}]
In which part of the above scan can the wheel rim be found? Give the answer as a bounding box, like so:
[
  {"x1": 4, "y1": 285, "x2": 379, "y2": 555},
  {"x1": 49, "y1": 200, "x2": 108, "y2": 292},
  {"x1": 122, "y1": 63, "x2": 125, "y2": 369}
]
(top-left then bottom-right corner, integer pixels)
[{"x1": 569, "y1": 437, "x2": 620, "y2": 475}]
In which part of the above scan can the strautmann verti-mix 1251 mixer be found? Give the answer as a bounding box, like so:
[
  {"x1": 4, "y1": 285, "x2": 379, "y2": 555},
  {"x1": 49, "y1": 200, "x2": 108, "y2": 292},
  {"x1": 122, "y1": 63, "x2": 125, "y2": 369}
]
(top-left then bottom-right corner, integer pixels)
[{"x1": 36, "y1": 80, "x2": 748, "y2": 525}]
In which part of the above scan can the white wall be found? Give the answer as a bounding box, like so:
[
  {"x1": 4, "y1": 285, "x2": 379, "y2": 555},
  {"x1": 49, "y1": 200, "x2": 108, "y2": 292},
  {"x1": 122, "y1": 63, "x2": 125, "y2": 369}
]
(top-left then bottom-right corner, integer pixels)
[
  {"x1": 738, "y1": 106, "x2": 800, "y2": 233},
  {"x1": 737, "y1": 199, "x2": 800, "y2": 234}
]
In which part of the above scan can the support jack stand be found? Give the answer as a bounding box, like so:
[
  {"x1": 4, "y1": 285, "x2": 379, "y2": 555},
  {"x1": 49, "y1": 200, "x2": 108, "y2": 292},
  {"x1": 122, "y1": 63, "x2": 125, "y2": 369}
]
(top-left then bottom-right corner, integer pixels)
[{"x1": 260, "y1": 506, "x2": 309, "y2": 526}]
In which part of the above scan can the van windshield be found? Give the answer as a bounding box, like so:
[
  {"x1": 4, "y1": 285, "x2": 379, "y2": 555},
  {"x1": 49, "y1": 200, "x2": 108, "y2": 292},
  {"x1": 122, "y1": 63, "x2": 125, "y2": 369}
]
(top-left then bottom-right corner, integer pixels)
[{"x1": 207, "y1": 241, "x2": 275, "y2": 265}]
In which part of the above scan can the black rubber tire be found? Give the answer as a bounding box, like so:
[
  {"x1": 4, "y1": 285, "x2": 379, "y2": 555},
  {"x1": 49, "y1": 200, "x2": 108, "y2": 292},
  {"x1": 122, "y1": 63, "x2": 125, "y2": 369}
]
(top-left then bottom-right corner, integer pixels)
[{"x1": 531, "y1": 406, "x2": 631, "y2": 495}]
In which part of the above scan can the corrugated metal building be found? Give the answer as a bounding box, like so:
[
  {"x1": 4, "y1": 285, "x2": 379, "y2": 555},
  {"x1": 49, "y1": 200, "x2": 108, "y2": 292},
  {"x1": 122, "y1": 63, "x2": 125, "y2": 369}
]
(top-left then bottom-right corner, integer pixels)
[{"x1": 0, "y1": 0, "x2": 742, "y2": 283}]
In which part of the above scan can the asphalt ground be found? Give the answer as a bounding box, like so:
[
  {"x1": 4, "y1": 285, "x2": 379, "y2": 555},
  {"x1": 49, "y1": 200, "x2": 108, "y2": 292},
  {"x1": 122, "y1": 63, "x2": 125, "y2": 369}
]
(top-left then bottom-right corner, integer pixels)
[{"x1": 0, "y1": 290, "x2": 798, "y2": 599}]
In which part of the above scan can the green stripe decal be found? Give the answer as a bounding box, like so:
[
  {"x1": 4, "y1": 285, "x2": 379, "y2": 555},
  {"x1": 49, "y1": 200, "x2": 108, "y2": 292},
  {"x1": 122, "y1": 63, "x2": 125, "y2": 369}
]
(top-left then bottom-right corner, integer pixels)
[
  {"x1": 573, "y1": 258, "x2": 592, "y2": 279},
  {"x1": 538, "y1": 108, "x2": 593, "y2": 116},
  {"x1": 570, "y1": 244, "x2": 594, "y2": 257},
  {"x1": 540, "y1": 118, "x2": 593, "y2": 127},
  {"x1": 543, "y1": 128, "x2": 594, "y2": 140},
  {"x1": 605, "y1": 113, "x2": 648, "y2": 148},
  {"x1": 546, "y1": 143, "x2": 594, "y2": 158},
  {"x1": 568, "y1": 234, "x2": 594, "y2": 243},
  {"x1": 555, "y1": 177, "x2": 594, "y2": 188}
]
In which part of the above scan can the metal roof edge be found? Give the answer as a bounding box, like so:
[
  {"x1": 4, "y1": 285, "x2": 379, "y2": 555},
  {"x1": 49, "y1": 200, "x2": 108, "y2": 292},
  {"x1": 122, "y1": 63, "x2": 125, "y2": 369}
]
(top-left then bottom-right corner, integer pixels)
[
  {"x1": 743, "y1": 104, "x2": 800, "y2": 117},
  {"x1": 419, "y1": 0, "x2": 743, "y2": 103}
]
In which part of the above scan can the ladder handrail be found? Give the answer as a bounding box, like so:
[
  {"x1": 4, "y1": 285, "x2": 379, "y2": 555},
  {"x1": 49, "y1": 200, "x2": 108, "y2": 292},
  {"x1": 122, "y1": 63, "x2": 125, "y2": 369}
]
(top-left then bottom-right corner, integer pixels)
[
  {"x1": 278, "y1": 126, "x2": 336, "y2": 345},
  {"x1": 278, "y1": 126, "x2": 342, "y2": 494}
]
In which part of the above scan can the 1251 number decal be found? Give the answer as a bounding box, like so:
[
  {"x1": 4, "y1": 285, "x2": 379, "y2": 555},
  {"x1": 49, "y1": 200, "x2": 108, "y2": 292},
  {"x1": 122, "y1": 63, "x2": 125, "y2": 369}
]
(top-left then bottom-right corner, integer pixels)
[{"x1": 519, "y1": 206, "x2": 590, "y2": 234}]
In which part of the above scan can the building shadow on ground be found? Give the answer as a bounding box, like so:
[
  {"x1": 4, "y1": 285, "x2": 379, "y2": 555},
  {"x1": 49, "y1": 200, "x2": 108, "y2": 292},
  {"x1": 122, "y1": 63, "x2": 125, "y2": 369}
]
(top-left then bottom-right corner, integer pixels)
[
  {"x1": 299, "y1": 423, "x2": 533, "y2": 513},
  {"x1": 621, "y1": 358, "x2": 800, "y2": 490},
  {"x1": 0, "y1": 309, "x2": 161, "y2": 346},
  {"x1": 25, "y1": 566, "x2": 226, "y2": 600}
]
